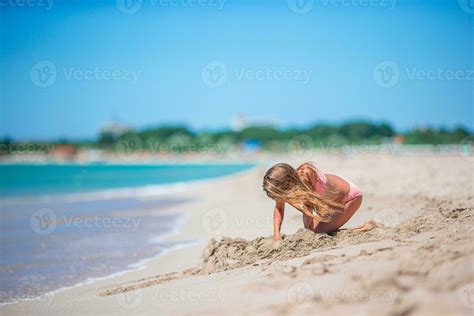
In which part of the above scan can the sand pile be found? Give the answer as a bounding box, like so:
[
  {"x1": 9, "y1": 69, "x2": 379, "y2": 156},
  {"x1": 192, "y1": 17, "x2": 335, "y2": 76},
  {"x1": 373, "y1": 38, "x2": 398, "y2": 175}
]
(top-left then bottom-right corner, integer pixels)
[
  {"x1": 100, "y1": 196, "x2": 472, "y2": 297},
  {"x1": 198, "y1": 230, "x2": 337, "y2": 274},
  {"x1": 99, "y1": 230, "x2": 339, "y2": 296}
]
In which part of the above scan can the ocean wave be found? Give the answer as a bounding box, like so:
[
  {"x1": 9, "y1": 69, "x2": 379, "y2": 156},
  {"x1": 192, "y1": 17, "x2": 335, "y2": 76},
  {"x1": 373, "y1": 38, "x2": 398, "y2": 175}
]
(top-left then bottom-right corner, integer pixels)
[{"x1": 0, "y1": 164, "x2": 257, "y2": 206}]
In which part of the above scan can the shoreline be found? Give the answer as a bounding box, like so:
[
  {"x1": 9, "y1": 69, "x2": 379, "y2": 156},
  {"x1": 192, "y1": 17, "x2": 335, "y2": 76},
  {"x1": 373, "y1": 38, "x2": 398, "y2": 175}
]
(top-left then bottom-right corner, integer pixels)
[
  {"x1": 0, "y1": 238, "x2": 205, "y2": 308},
  {"x1": 0, "y1": 162, "x2": 258, "y2": 203},
  {"x1": 2, "y1": 154, "x2": 472, "y2": 315},
  {"x1": 0, "y1": 165, "x2": 259, "y2": 307}
]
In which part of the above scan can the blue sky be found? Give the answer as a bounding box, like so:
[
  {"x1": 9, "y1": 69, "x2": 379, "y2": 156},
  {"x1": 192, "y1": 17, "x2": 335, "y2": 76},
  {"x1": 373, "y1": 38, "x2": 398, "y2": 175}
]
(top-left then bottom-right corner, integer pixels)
[{"x1": 0, "y1": 0, "x2": 473, "y2": 140}]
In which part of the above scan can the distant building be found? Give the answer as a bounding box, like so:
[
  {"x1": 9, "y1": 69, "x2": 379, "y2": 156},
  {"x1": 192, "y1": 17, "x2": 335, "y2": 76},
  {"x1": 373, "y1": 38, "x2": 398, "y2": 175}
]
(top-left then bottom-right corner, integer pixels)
[
  {"x1": 232, "y1": 113, "x2": 247, "y2": 131},
  {"x1": 100, "y1": 121, "x2": 132, "y2": 139},
  {"x1": 383, "y1": 135, "x2": 405, "y2": 145},
  {"x1": 392, "y1": 135, "x2": 405, "y2": 144},
  {"x1": 51, "y1": 144, "x2": 77, "y2": 160},
  {"x1": 231, "y1": 114, "x2": 278, "y2": 131}
]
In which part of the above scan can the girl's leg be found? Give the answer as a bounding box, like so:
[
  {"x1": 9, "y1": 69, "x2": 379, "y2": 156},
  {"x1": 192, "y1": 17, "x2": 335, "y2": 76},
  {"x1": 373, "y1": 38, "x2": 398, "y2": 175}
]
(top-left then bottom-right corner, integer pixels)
[
  {"x1": 302, "y1": 212, "x2": 317, "y2": 230},
  {"x1": 307, "y1": 196, "x2": 364, "y2": 233}
]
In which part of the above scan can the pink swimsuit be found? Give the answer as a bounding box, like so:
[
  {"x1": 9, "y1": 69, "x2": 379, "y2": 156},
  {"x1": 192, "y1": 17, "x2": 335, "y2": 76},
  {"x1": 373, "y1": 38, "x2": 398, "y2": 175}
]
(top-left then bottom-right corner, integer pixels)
[{"x1": 311, "y1": 166, "x2": 362, "y2": 203}]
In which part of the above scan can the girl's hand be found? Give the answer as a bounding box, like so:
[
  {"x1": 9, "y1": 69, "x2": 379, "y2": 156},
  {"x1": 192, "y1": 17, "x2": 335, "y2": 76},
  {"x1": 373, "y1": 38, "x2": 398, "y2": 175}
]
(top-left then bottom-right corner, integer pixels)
[{"x1": 272, "y1": 239, "x2": 282, "y2": 249}]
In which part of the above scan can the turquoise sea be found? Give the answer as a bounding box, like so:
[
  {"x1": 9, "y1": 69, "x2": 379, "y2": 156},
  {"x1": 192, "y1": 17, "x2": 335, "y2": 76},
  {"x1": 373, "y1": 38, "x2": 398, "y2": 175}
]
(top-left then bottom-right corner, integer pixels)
[{"x1": 0, "y1": 163, "x2": 254, "y2": 305}]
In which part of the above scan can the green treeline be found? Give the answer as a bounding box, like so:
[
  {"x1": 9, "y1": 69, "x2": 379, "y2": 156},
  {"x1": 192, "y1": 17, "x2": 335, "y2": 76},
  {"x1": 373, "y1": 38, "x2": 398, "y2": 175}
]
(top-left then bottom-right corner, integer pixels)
[
  {"x1": 97, "y1": 121, "x2": 471, "y2": 151},
  {"x1": 1, "y1": 121, "x2": 470, "y2": 152}
]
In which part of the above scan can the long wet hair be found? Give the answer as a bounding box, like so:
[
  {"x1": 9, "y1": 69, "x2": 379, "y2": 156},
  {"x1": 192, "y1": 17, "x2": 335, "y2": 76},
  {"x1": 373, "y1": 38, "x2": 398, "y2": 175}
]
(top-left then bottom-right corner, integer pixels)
[{"x1": 262, "y1": 162, "x2": 344, "y2": 222}]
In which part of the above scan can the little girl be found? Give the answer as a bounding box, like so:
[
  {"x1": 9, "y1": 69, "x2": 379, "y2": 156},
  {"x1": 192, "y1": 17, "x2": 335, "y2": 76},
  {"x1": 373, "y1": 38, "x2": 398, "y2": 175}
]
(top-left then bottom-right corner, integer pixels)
[{"x1": 262, "y1": 162, "x2": 379, "y2": 240}]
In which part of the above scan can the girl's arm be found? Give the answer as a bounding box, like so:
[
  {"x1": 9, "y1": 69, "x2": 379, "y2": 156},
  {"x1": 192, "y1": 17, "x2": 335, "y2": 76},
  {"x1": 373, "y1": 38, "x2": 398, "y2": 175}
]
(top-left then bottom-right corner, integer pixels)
[{"x1": 273, "y1": 201, "x2": 285, "y2": 241}]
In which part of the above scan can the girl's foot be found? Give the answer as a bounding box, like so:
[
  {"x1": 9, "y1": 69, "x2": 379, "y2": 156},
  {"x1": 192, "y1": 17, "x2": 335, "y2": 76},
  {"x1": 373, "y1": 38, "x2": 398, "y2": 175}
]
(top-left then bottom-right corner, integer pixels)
[{"x1": 348, "y1": 219, "x2": 384, "y2": 232}]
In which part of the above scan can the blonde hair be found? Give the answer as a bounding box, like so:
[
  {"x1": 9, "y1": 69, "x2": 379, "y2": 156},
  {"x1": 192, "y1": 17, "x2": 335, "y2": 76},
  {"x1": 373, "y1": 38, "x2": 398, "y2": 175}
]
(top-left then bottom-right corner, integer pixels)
[{"x1": 262, "y1": 162, "x2": 344, "y2": 222}]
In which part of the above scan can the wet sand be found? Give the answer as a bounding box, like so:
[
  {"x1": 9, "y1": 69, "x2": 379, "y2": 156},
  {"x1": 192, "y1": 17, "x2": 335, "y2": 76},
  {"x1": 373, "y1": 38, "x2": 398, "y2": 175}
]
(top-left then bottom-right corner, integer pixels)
[{"x1": 2, "y1": 153, "x2": 473, "y2": 315}]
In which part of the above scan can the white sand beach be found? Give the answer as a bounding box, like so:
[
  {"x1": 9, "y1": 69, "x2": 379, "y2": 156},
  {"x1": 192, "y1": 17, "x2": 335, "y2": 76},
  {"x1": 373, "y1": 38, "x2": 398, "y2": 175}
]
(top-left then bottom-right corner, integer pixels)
[{"x1": 2, "y1": 153, "x2": 473, "y2": 315}]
